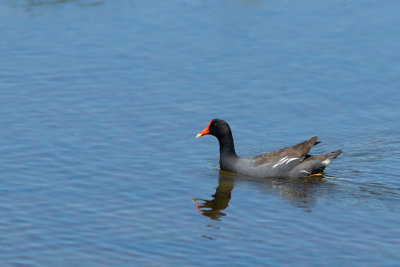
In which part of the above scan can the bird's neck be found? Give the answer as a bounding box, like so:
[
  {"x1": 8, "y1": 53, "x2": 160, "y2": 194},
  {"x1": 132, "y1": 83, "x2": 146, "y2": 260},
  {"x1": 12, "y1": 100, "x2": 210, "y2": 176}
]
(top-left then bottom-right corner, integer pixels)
[{"x1": 217, "y1": 130, "x2": 238, "y2": 160}]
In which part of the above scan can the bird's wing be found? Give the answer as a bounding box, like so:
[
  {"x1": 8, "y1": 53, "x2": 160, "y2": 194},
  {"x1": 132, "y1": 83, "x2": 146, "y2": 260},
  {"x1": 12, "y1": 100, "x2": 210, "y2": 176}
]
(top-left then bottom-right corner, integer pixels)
[{"x1": 253, "y1": 136, "x2": 319, "y2": 166}]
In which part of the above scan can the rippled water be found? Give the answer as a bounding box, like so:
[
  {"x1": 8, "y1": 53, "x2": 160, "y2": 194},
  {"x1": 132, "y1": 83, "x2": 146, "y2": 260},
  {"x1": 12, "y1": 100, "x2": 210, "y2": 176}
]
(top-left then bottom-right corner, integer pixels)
[{"x1": 1, "y1": 0, "x2": 400, "y2": 265}]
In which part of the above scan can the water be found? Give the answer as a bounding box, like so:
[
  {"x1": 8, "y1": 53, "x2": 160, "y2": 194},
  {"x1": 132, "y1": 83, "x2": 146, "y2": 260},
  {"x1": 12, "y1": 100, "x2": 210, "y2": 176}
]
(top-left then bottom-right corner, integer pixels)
[{"x1": 1, "y1": 0, "x2": 400, "y2": 265}]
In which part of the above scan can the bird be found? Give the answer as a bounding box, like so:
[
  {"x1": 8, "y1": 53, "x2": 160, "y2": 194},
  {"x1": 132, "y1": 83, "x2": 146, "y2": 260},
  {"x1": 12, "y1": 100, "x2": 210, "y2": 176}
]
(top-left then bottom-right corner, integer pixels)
[{"x1": 196, "y1": 119, "x2": 342, "y2": 179}]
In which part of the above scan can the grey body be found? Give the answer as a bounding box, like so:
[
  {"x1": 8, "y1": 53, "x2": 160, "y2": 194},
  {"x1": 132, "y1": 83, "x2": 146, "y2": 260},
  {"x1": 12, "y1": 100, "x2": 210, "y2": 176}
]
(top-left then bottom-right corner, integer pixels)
[
  {"x1": 200, "y1": 119, "x2": 342, "y2": 179},
  {"x1": 222, "y1": 155, "x2": 328, "y2": 179}
]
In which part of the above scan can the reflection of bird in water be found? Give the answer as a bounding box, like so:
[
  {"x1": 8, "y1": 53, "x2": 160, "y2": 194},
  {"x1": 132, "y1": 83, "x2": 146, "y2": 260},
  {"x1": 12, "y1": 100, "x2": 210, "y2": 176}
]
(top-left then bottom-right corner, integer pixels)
[
  {"x1": 193, "y1": 171, "x2": 332, "y2": 220},
  {"x1": 192, "y1": 175, "x2": 235, "y2": 221},
  {"x1": 264, "y1": 175, "x2": 326, "y2": 211}
]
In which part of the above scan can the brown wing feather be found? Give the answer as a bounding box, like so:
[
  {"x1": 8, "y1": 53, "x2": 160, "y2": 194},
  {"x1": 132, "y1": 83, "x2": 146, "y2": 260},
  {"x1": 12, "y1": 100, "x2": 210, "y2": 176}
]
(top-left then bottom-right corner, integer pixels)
[
  {"x1": 303, "y1": 150, "x2": 343, "y2": 163},
  {"x1": 254, "y1": 136, "x2": 319, "y2": 166}
]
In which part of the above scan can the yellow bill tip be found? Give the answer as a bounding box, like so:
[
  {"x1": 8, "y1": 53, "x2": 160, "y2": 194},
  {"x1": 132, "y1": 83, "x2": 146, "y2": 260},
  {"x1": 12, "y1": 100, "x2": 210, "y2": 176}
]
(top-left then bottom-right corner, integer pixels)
[{"x1": 196, "y1": 133, "x2": 203, "y2": 138}]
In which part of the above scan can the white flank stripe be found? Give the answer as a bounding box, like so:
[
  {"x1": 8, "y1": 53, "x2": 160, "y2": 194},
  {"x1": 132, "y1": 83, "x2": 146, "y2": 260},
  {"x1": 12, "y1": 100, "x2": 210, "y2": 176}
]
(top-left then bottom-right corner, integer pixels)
[
  {"x1": 279, "y1": 156, "x2": 288, "y2": 164},
  {"x1": 272, "y1": 157, "x2": 288, "y2": 168},
  {"x1": 300, "y1": 170, "x2": 310, "y2": 174},
  {"x1": 285, "y1": 157, "x2": 298, "y2": 164}
]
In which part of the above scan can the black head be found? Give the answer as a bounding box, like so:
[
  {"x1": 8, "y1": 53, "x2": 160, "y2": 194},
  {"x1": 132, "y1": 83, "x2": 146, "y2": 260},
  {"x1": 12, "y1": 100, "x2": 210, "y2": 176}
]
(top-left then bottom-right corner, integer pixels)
[{"x1": 196, "y1": 119, "x2": 231, "y2": 139}]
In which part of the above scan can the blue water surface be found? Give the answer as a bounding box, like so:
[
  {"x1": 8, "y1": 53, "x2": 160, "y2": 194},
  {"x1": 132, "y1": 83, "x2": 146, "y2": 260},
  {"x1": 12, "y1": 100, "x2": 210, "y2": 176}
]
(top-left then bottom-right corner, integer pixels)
[{"x1": 1, "y1": 0, "x2": 400, "y2": 266}]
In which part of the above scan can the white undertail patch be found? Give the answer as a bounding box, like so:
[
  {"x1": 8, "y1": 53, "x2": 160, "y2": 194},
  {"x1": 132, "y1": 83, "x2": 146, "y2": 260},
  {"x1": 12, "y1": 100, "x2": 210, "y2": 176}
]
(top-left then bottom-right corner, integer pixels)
[{"x1": 322, "y1": 159, "x2": 332, "y2": 166}]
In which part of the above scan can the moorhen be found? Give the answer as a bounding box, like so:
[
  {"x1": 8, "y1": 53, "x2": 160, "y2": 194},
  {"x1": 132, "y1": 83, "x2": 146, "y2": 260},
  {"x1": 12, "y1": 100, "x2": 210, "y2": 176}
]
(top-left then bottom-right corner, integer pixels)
[{"x1": 196, "y1": 119, "x2": 342, "y2": 179}]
